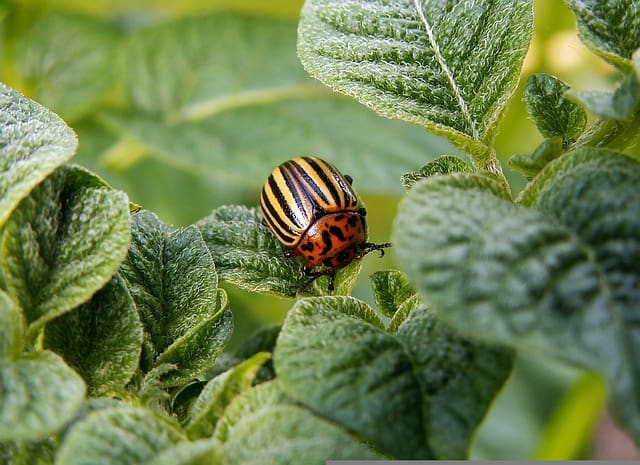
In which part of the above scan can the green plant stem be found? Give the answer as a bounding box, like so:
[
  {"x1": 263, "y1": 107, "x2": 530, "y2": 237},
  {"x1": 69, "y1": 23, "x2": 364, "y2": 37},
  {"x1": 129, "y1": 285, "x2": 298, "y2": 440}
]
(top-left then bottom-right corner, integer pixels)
[
  {"x1": 533, "y1": 372, "x2": 606, "y2": 459},
  {"x1": 473, "y1": 147, "x2": 509, "y2": 187},
  {"x1": 572, "y1": 112, "x2": 640, "y2": 151}
]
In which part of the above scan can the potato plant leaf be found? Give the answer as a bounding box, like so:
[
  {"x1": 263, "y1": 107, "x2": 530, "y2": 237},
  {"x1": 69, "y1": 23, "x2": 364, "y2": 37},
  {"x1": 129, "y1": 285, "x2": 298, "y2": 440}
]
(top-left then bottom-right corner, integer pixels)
[
  {"x1": 55, "y1": 407, "x2": 185, "y2": 465},
  {"x1": 524, "y1": 74, "x2": 586, "y2": 143},
  {"x1": 567, "y1": 0, "x2": 640, "y2": 69},
  {"x1": 275, "y1": 296, "x2": 513, "y2": 459},
  {"x1": 213, "y1": 381, "x2": 384, "y2": 463},
  {"x1": 0, "y1": 438, "x2": 57, "y2": 465},
  {"x1": 43, "y1": 274, "x2": 143, "y2": 395},
  {"x1": 401, "y1": 155, "x2": 472, "y2": 190},
  {"x1": 186, "y1": 352, "x2": 271, "y2": 439},
  {"x1": 14, "y1": 13, "x2": 119, "y2": 122},
  {"x1": 1, "y1": 165, "x2": 130, "y2": 340},
  {"x1": 369, "y1": 270, "x2": 415, "y2": 318},
  {"x1": 297, "y1": 0, "x2": 533, "y2": 160},
  {"x1": 394, "y1": 148, "x2": 640, "y2": 440},
  {"x1": 0, "y1": 291, "x2": 23, "y2": 360},
  {"x1": 0, "y1": 351, "x2": 85, "y2": 441},
  {"x1": 0, "y1": 83, "x2": 77, "y2": 228},
  {"x1": 521, "y1": 148, "x2": 640, "y2": 439},
  {"x1": 508, "y1": 137, "x2": 564, "y2": 178},
  {"x1": 143, "y1": 440, "x2": 219, "y2": 465},
  {"x1": 566, "y1": 51, "x2": 640, "y2": 121},
  {"x1": 119, "y1": 211, "x2": 232, "y2": 387},
  {"x1": 196, "y1": 205, "x2": 359, "y2": 297},
  {"x1": 101, "y1": 11, "x2": 453, "y2": 194}
]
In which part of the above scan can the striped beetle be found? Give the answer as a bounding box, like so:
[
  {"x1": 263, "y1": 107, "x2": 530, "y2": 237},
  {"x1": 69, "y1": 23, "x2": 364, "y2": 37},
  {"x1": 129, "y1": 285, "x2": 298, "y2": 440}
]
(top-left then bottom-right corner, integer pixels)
[{"x1": 260, "y1": 156, "x2": 391, "y2": 292}]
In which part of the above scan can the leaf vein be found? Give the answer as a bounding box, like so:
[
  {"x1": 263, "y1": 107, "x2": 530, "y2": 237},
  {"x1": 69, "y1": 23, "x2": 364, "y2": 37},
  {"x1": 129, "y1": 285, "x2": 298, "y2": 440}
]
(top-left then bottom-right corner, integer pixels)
[{"x1": 412, "y1": 0, "x2": 479, "y2": 140}]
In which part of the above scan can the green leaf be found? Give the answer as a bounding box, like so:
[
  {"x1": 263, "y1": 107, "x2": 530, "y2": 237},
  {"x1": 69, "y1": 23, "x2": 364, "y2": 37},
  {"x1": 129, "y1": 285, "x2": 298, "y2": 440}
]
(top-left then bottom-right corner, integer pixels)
[
  {"x1": 234, "y1": 326, "x2": 281, "y2": 360},
  {"x1": 369, "y1": 270, "x2": 415, "y2": 318},
  {"x1": 143, "y1": 440, "x2": 219, "y2": 465},
  {"x1": 0, "y1": 83, "x2": 78, "y2": 228},
  {"x1": 14, "y1": 13, "x2": 119, "y2": 122},
  {"x1": 186, "y1": 352, "x2": 271, "y2": 439},
  {"x1": 43, "y1": 274, "x2": 143, "y2": 395},
  {"x1": 390, "y1": 302, "x2": 514, "y2": 459},
  {"x1": 28, "y1": 0, "x2": 304, "y2": 20},
  {"x1": 0, "y1": 290, "x2": 23, "y2": 359},
  {"x1": 1, "y1": 438, "x2": 57, "y2": 465},
  {"x1": 394, "y1": 151, "x2": 640, "y2": 440},
  {"x1": 297, "y1": 0, "x2": 533, "y2": 159},
  {"x1": 566, "y1": 51, "x2": 640, "y2": 121},
  {"x1": 521, "y1": 147, "x2": 640, "y2": 439},
  {"x1": 214, "y1": 381, "x2": 384, "y2": 463},
  {"x1": 275, "y1": 296, "x2": 512, "y2": 459},
  {"x1": 121, "y1": 12, "x2": 307, "y2": 117},
  {"x1": 196, "y1": 205, "x2": 360, "y2": 297},
  {"x1": 119, "y1": 211, "x2": 232, "y2": 386},
  {"x1": 567, "y1": 0, "x2": 640, "y2": 69},
  {"x1": 232, "y1": 326, "x2": 280, "y2": 383},
  {"x1": 508, "y1": 137, "x2": 564, "y2": 178},
  {"x1": 0, "y1": 351, "x2": 86, "y2": 441},
  {"x1": 100, "y1": 96, "x2": 451, "y2": 195},
  {"x1": 524, "y1": 74, "x2": 587, "y2": 143},
  {"x1": 100, "y1": 11, "x2": 454, "y2": 195},
  {"x1": 155, "y1": 293, "x2": 233, "y2": 387},
  {"x1": 394, "y1": 172, "x2": 609, "y2": 366},
  {"x1": 55, "y1": 407, "x2": 185, "y2": 465},
  {"x1": 401, "y1": 155, "x2": 472, "y2": 190},
  {"x1": 1, "y1": 165, "x2": 131, "y2": 340}
]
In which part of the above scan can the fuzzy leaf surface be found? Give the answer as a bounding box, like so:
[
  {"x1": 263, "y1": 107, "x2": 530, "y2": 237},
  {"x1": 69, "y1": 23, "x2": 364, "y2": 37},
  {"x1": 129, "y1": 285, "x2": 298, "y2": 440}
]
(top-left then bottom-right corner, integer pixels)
[
  {"x1": 102, "y1": 11, "x2": 453, "y2": 194},
  {"x1": 119, "y1": 211, "x2": 231, "y2": 386},
  {"x1": 0, "y1": 351, "x2": 85, "y2": 441},
  {"x1": 0, "y1": 438, "x2": 57, "y2": 465},
  {"x1": 567, "y1": 0, "x2": 640, "y2": 69},
  {"x1": 524, "y1": 73, "x2": 586, "y2": 142},
  {"x1": 567, "y1": 52, "x2": 640, "y2": 121},
  {"x1": 394, "y1": 172, "x2": 614, "y2": 366},
  {"x1": 43, "y1": 274, "x2": 143, "y2": 395},
  {"x1": 275, "y1": 296, "x2": 512, "y2": 458},
  {"x1": 0, "y1": 291, "x2": 23, "y2": 359},
  {"x1": 14, "y1": 13, "x2": 119, "y2": 121},
  {"x1": 214, "y1": 381, "x2": 384, "y2": 463},
  {"x1": 394, "y1": 152, "x2": 640, "y2": 440},
  {"x1": 369, "y1": 270, "x2": 415, "y2": 318},
  {"x1": 1, "y1": 166, "x2": 130, "y2": 339},
  {"x1": 508, "y1": 137, "x2": 564, "y2": 178},
  {"x1": 297, "y1": 0, "x2": 533, "y2": 157},
  {"x1": 196, "y1": 205, "x2": 359, "y2": 297},
  {"x1": 143, "y1": 440, "x2": 219, "y2": 465},
  {"x1": 520, "y1": 148, "x2": 640, "y2": 439},
  {"x1": 186, "y1": 352, "x2": 271, "y2": 439},
  {"x1": 55, "y1": 407, "x2": 185, "y2": 465},
  {"x1": 401, "y1": 155, "x2": 472, "y2": 190},
  {"x1": 0, "y1": 83, "x2": 77, "y2": 227}
]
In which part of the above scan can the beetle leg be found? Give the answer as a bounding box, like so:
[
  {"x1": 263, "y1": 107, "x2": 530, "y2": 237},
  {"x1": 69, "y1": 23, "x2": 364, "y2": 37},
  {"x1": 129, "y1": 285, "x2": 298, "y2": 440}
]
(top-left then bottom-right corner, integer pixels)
[
  {"x1": 359, "y1": 242, "x2": 392, "y2": 258},
  {"x1": 298, "y1": 267, "x2": 336, "y2": 294}
]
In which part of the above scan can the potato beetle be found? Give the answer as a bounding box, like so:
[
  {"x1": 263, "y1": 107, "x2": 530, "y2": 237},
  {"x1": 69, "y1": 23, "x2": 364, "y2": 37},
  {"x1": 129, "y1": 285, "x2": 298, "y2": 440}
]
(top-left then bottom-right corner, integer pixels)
[{"x1": 260, "y1": 156, "x2": 391, "y2": 292}]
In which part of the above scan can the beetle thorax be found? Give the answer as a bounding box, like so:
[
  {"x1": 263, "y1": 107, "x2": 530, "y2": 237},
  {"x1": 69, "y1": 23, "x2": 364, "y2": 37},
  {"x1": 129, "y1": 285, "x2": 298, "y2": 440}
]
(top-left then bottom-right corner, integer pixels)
[{"x1": 292, "y1": 212, "x2": 367, "y2": 268}]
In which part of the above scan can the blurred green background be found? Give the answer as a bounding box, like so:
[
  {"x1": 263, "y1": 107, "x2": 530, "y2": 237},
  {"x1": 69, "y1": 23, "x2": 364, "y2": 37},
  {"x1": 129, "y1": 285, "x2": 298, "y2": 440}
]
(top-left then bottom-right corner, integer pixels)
[{"x1": 1, "y1": 0, "x2": 635, "y2": 459}]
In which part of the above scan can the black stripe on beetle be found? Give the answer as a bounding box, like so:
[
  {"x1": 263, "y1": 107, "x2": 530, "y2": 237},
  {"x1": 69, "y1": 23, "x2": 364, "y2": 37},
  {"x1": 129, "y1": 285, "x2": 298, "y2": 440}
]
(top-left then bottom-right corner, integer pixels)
[{"x1": 259, "y1": 156, "x2": 392, "y2": 294}]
